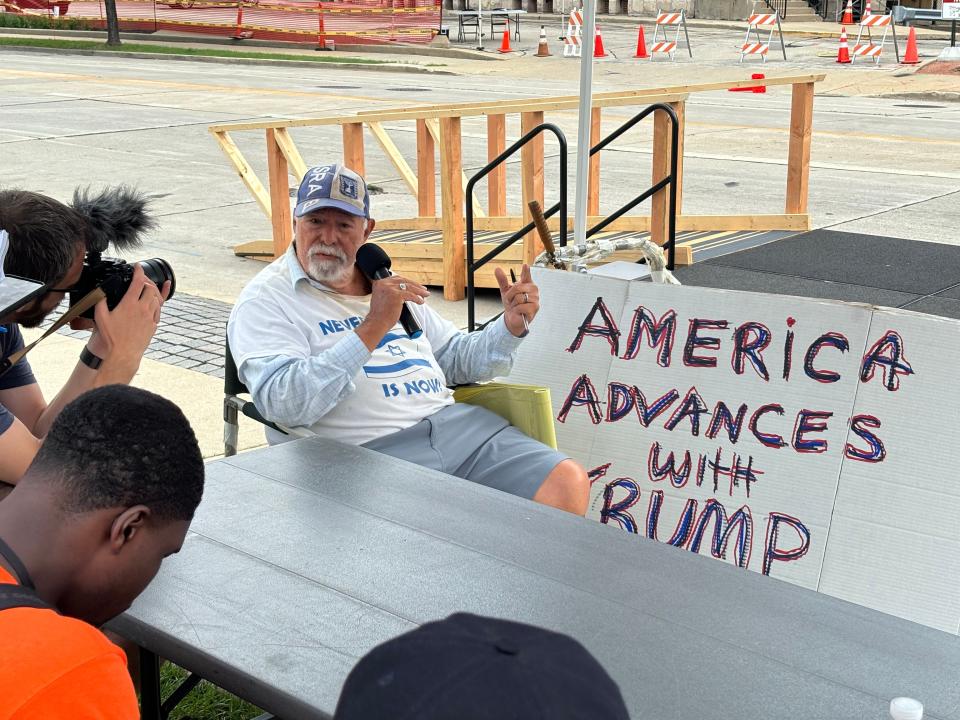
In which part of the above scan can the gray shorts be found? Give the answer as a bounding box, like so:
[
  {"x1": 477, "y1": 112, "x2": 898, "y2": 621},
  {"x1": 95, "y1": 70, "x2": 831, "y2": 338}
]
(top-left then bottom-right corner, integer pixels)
[{"x1": 362, "y1": 403, "x2": 569, "y2": 500}]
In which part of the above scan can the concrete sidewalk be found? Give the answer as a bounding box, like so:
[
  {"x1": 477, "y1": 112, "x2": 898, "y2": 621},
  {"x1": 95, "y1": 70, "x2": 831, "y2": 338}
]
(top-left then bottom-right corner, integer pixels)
[
  {"x1": 23, "y1": 325, "x2": 270, "y2": 459},
  {"x1": 23, "y1": 291, "x2": 271, "y2": 459}
]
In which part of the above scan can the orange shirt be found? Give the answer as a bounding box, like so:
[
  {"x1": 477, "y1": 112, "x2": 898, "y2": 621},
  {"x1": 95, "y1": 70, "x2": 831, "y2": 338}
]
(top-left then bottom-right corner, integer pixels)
[{"x1": 0, "y1": 566, "x2": 139, "y2": 719}]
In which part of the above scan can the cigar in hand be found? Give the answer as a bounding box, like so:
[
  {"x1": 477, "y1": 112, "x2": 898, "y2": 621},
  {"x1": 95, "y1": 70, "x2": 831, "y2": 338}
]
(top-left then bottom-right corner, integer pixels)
[{"x1": 527, "y1": 200, "x2": 567, "y2": 270}]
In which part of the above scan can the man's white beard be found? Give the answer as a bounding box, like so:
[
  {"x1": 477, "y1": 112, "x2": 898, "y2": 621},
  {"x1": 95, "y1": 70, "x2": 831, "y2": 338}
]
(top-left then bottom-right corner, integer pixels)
[{"x1": 306, "y1": 245, "x2": 350, "y2": 284}]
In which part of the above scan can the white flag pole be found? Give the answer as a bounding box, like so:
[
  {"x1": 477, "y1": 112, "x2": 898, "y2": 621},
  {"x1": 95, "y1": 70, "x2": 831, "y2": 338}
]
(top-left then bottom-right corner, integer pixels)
[
  {"x1": 572, "y1": 0, "x2": 595, "y2": 249},
  {"x1": 475, "y1": 0, "x2": 484, "y2": 50}
]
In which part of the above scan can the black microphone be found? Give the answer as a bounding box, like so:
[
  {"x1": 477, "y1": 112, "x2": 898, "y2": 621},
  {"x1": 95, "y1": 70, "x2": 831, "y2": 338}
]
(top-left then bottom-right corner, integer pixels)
[{"x1": 355, "y1": 244, "x2": 423, "y2": 339}]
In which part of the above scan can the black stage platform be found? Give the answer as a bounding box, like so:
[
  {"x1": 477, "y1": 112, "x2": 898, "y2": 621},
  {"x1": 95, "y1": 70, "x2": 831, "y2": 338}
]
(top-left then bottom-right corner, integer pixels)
[{"x1": 676, "y1": 230, "x2": 960, "y2": 320}]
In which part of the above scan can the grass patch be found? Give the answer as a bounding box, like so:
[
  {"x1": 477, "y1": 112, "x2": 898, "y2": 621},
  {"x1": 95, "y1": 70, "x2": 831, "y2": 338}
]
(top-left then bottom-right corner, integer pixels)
[
  {"x1": 0, "y1": 11, "x2": 95, "y2": 30},
  {"x1": 0, "y1": 36, "x2": 404, "y2": 63},
  {"x1": 160, "y1": 662, "x2": 264, "y2": 720}
]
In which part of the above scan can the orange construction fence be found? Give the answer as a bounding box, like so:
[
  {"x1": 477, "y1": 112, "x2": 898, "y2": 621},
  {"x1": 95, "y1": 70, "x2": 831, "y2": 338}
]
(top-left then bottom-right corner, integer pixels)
[{"x1": 18, "y1": 0, "x2": 441, "y2": 45}]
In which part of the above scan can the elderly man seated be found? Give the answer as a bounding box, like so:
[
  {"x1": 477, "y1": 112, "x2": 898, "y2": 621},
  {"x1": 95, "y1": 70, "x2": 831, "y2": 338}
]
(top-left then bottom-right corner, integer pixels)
[{"x1": 227, "y1": 164, "x2": 588, "y2": 514}]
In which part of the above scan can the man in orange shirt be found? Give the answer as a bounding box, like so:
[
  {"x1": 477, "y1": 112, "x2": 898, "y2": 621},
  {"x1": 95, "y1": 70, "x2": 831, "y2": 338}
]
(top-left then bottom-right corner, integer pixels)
[{"x1": 0, "y1": 384, "x2": 205, "y2": 719}]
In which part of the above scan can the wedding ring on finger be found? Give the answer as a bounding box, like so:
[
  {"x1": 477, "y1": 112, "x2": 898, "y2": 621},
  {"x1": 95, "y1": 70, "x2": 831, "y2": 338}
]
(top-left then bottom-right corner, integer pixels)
[
  {"x1": 399, "y1": 283, "x2": 407, "y2": 291},
  {"x1": 523, "y1": 292, "x2": 529, "y2": 304}
]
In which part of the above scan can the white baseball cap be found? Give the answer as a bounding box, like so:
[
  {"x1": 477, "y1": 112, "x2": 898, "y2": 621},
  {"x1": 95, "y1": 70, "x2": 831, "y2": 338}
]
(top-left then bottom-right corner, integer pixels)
[{"x1": 0, "y1": 229, "x2": 47, "y2": 321}]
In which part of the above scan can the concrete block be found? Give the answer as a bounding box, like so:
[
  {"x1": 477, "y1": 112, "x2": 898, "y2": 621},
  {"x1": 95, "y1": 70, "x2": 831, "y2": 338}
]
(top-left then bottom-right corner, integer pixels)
[{"x1": 693, "y1": 0, "x2": 749, "y2": 19}]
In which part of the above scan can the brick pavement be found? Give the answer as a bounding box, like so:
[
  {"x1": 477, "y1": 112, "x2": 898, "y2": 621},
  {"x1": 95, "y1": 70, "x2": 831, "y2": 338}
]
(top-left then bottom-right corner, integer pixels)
[{"x1": 43, "y1": 292, "x2": 231, "y2": 380}]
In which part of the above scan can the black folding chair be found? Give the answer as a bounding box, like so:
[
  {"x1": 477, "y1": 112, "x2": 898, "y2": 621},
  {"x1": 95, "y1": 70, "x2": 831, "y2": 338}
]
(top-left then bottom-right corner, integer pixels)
[
  {"x1": 458, "y1": 12, "x2": 480, "y2": 41},
  {"x1": 223, "y1": 338, "x2": 312, "y2": 456},
  {"x1": 489, "y1": 11, "x2": 507, "y2": 38}
]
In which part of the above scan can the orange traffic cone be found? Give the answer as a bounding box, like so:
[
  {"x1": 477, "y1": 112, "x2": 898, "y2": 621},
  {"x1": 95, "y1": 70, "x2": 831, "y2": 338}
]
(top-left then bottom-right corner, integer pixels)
[
  {"x1": 498, "y1": 26, "x2": 512, "y2": 53},
  {"x1": 840, "y1": 0, "x2": 853, "y2": 24},
  {"x1": 837, "y1": 26, "x2": 851, "y2": 63},
  {"x1": 232, "y1": 2, "x2": 252, "y2": 39},
  {"x1": 634, "y1": 25, "x2": 649, "y2": 58},
  {"x1": 864, "y1": 0, "x2": 871, "y2": 16},
  {"x1": 901, "y1": 26, "x2": 920, "y2": 64},
  {"x1": 535, "y1": 24, "x2": 551, "y2": 56},
  {"x1": 594, "y1": 25, "x2": 608, "y2": 57}
]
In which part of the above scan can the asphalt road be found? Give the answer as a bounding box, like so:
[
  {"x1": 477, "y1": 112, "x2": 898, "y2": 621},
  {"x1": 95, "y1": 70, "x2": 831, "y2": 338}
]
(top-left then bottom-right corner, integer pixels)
[{"x1": 1, "y1": 48, "x2": 958, "y2": 322}]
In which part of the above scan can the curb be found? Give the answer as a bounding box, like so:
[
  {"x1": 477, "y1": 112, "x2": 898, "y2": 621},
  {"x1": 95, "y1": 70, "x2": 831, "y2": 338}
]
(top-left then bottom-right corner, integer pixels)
[
  {"x1": 575, "y1": 14, "x2": 951, "y2": 38},
  {"x1": 879, "y1": 90, "x2": 960, "y2": 102},
  {"x1": 0, "y1": 25, "x2": 501, "y2": 60},
  {"x1": 0, "y1": 41, "x2": 455, "y2": 72},
  {"x1": 579, "y1": 14, "x2": 801, "y2": 33}
]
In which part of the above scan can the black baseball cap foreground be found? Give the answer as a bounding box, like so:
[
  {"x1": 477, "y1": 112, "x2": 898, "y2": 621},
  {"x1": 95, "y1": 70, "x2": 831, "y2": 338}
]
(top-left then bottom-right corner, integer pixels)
[{"x1": 334, "y1": 612, "x2": 631, "y2": 720}]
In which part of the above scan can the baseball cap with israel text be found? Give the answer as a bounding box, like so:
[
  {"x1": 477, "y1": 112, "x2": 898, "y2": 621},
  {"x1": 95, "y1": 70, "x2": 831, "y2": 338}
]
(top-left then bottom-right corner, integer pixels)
[{"x1": 294, "y1": 164, "x2": 370, "y2": 220}]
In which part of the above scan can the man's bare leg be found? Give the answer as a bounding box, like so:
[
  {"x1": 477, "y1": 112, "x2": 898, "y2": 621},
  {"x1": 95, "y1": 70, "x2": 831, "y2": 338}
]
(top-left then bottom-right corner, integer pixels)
[{"x1": 532, "y1": 459, "x2": 590, "y2": 515}]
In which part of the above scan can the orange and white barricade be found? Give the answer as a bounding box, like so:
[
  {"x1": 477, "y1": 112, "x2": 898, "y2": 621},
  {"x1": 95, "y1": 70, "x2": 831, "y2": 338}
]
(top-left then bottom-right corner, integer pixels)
[
  {"x1": 852, "y1": 12, "x2": 899, "y2": 65},
  {"x1": 740, "y1": 10, "x2": 786, "y2": 62},
  {"x1": 563, "y1": 7, "x2": 582, "y2": 57},
  {"x1": 650, "y1": 5, "x2": 692, "y2": 60}
]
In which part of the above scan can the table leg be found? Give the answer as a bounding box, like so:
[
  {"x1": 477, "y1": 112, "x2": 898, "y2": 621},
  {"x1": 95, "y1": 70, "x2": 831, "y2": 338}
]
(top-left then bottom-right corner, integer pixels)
[{"x1": 139, "y1": 647, "x2": 162, "y2": 720}]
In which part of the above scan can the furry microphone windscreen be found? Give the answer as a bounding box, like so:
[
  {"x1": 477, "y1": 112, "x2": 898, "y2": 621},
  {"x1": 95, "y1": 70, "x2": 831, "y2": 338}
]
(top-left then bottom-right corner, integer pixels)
[{"x1": 70, "y1": 186, "x2": 157, "y2": 254}]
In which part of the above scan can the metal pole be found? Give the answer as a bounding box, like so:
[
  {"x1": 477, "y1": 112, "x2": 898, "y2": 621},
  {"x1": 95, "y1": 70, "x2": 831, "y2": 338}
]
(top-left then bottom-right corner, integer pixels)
[
  {"x1": 573, "y1": 0, "x2": 594, "y2": 249},
  {"x1": 139, "y1": 647, "x2": 162, "y2": 720},
  {"x1": 477, "y1": 0, "x2": 484, "y2": 49}
]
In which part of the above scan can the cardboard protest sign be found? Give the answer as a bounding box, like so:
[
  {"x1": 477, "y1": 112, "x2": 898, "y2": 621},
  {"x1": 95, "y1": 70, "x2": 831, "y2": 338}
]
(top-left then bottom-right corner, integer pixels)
[{"x1": 506, "y1": 268, "x2": 960, "y2": 633}]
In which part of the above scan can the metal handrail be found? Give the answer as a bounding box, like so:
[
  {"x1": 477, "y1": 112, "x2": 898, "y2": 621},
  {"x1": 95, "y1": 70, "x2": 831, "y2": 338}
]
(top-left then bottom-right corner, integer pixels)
[
  {"x1": 466, "y1": 122, "x2": 568, "y2": 331},
  {"x1": 585, "y1": 102, "x2": 679, "y2": 272},
  {"x1": 831, "y1": 0, "x2": 863, "y2": 21},
  {"x1": 762, "y1": 0, "x2": 788, "y2": 18},
  {"x1": 465, "y1": 104, "x2": 680, "y2": 331}
]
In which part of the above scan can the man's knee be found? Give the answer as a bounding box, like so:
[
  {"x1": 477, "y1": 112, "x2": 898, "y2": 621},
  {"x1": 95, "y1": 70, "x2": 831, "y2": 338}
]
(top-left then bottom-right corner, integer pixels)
[{"x1": 533, "y1": 459, "x2": 590, "y2": 515}]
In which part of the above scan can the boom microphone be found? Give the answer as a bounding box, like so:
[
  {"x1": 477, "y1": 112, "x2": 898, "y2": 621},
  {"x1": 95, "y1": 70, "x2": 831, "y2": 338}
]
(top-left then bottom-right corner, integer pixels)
[
  {"x1": 355, "y1": 244, "x2": 422, "y2": 339},
  {"x1": 71, "y1": 185, "x2": 156, "y2": 254}
]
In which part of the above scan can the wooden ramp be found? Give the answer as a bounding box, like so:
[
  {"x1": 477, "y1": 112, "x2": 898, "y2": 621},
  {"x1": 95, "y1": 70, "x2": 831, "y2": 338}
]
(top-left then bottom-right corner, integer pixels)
[{"x1": 372, "y1": 228, "x2": 796, "y2": 288}]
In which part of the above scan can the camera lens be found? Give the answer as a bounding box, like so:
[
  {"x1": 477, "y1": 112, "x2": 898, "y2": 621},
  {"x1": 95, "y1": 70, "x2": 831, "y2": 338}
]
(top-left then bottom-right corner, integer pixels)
[{"x1": 138, "y1": 258, "x2": 176, "y2": 301}]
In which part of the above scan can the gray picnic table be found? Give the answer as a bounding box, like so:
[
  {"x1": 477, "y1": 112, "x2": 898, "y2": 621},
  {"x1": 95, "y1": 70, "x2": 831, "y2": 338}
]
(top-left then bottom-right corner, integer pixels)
[{"x1": 110, "y1": 437, "x2": 960, "y2": 720}]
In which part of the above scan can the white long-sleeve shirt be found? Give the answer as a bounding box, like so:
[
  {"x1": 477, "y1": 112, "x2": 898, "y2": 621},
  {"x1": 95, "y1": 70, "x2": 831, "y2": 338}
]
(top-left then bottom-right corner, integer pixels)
[{"x1": 227, "y1": 248, "x2": 523, "y2": 445}]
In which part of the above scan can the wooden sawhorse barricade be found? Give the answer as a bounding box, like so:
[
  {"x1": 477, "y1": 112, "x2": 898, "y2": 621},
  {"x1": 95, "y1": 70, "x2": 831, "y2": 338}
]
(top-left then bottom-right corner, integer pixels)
[
  {"x1": 650, "y1": 7, "x2": 692, "y2": 60},
  {"x1": 740, "y1": 11, "x2": 787, "y2": 62},
  {"x1": 563, "y1": 6, "x2": 582, "y2": 57},
  {"x1": 852, "y1": 13, "x2": 900, "y2": 64}
]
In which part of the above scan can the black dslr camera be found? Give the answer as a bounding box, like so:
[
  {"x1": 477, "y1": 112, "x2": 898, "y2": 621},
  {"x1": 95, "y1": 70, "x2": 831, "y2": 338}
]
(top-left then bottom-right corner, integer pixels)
[{"x1": 69, "y1": 187, "x2": 176, "y2": 318}]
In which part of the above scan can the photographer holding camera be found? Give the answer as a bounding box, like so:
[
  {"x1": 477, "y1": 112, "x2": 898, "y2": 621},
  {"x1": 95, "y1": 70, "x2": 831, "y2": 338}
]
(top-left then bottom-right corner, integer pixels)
[{"x1": 0, "y1": 188, "x2": 173, "y2": 488}]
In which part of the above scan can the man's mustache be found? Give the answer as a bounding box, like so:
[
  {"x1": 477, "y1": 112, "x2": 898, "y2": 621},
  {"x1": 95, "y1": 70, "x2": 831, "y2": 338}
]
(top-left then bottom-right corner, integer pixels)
[{"x1": 309, "y1": 246, "x2": 346, "y2": 261}]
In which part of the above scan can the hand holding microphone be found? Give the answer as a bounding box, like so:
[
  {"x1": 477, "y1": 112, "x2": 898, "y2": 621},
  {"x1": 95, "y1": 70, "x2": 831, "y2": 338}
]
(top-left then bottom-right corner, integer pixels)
[{"x1": 355, "y1": 244, "x2": 428, "y2": 347}]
